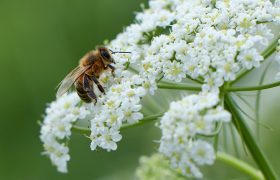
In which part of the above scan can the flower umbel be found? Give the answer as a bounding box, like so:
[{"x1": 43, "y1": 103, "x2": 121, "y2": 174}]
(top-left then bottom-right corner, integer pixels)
[
  {"x1": 111, "y1": 0, "x2": 278, "y2": 93},
  {"x1": 159, "y1": 93, "x2": 230, "y2": 178},
  {"x1": 40, "y1": 0, "x2": 280, "y2": 179}
]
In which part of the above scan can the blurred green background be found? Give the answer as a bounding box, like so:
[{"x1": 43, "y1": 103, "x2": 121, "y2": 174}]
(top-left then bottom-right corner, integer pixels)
[{"x1": 1, "y1": 0, "x2": 280, "y2": 179}]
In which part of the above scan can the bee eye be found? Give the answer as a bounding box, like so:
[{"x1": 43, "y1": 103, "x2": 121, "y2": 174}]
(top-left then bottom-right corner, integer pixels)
[{"x1": 101, "y1": 51, "x2": 111, "y2": 59}]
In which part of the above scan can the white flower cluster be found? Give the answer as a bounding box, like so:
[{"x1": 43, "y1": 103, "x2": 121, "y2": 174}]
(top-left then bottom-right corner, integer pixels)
[
  {"x1": 40, "y1": 93, "x2": 90, "y2": 173},
  {"x1": 111, "y1": 0, "x2": 279, "y2": 93},
  {"x1": 41, "y1": 70, "x2": 148, "y2": 171},
  {"x1": 89, "y1": 72, "x2": 147, "y2": 151},
  {"x1": 159, "y1": 93, "x2": 231, "y2": 178}
]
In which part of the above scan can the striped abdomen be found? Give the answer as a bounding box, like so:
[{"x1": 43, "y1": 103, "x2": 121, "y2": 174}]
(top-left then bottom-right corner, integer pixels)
[{"x1": 75, "y1": 76, "x2": 92, "y2": 103}]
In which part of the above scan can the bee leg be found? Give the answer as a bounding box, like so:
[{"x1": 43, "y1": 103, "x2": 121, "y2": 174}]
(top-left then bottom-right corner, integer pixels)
[
  {"x1": 83, "y1": 74, "x2": 97, "y2": 104},
  {"x1": 91, "y1": 75, "x2": 106, "y2": 95},
  {"x1": 107, "y1": 64, "x2": 115, "y2": 77},
  {"x1": 87, "y1": 90, "x2": 97, "y2": 105}
]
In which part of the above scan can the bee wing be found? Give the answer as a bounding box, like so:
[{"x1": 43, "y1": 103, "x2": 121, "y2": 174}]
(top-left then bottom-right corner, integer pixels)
[{"x1": 56, "y1": 65, "x2": 91, "y2": 98}]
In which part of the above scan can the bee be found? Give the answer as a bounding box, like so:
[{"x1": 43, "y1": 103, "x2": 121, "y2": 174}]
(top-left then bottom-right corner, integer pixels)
[{"x1": 56, "y1": 47, "x2": 130, "y2": 104}]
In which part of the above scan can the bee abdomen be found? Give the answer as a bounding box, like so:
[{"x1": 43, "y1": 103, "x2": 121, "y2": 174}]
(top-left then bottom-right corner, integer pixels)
[{"x1": 75, "y1": 82, "x2": 92, "y2": 103}]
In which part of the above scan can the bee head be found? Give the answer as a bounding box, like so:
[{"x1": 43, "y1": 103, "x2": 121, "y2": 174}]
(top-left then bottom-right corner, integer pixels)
[{"x1": 98, "y1": 47, "x2": 115, "y2": 64}]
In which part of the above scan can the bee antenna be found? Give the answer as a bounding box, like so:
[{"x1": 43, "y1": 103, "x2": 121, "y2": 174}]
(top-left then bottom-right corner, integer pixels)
[{"x1": 109, "y1": 49, "x2": 131, "y2": 54}]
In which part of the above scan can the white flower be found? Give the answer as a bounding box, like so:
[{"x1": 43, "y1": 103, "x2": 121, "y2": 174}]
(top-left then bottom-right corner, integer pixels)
[
  {"x1": 237, "y1": 48, "x2": 264, "y2": 69},
  {"x1": 98, "y1": 128, "x2": 122, "y2": 151},
  {"x1": 235, "y1": 13, "x2": 256, "y2": 33},
  {"x1": 163, "y1": 61, "x2": 185, "y2": 82},
  {"x1": 202, "y1": 73, "x2": 224, "y2": 93},
  {"x1": 253, "y1": 24, "x2": 273, "y2": 46},
  {"x1": 269, "y1": 4, "x2": 280, "y2": 24},
  {"x1": 121, "y1": 100, "x2": 143, "y2": 124},
  {"x1": 217, "y1": 61, "x2": 240, "y2": 81},
  {"x1": 190, "y1": 140, "x2": 215, "y2": 165},
  {"x1": 204, "y1": 106, "x2": 231, "y2": 122}
]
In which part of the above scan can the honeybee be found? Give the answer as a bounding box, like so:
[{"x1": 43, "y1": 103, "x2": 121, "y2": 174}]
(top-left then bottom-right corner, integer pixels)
[{"x1": 56, "y1": 47, "x2": 130, "y2": 104}]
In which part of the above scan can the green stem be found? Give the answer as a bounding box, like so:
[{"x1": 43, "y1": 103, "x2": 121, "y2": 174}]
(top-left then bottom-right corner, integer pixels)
[
  {"x1": 72, "y1": 113, "x2": 163, "y2": 134},
  {"x1": 226, "y1": 80, "x2": 280, "y2": 92},
  {"x1": 185, "y1": 74, "x2": 204, "y2": 84},
  {"x1": 197, "y1": 121, "x2": 222, "y2": 137},
  {"x1": 121, "y1": 113, "x2": 162, "y2": 130},
  {"x1": 128, "y1": 66, "x2": 139, "y2": 74},
  {"x1": 225, "y1": 94, "x2": 278, "y2": 180},
  {"x1": 217, "y1": 152, "x2": 264, "y2": 180},
  {"x1": 157, "y1": 82, "x2": 201, "y2": 91},
  {"x1": 231, "y1": 34, "x2": 280, "y2": 84},
  {"x1": 72, "y1": 125, "x2": 89, "y2": 134}
]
